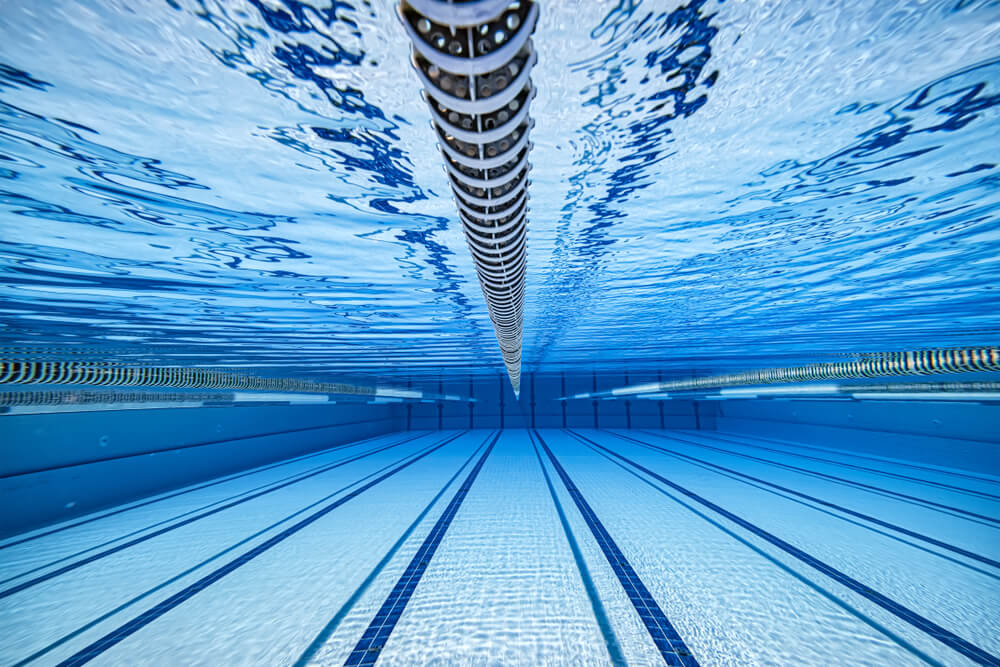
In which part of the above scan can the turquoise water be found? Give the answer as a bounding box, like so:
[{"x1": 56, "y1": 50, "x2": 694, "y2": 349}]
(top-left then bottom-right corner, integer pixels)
[
  {"x1": 2, "y1": 1, "x2": 1000, "y2": 666},
  {"x1": 1, "y1": 0, "x2": 999, "y2": 382},
  {"x1": 2, "y1": 429, "x2": 998, "y2": 665}
]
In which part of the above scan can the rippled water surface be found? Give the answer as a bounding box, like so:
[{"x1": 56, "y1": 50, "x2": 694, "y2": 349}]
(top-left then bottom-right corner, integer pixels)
[{"x1": 1, "y1": 0, "x2": 999, "y2": 382}]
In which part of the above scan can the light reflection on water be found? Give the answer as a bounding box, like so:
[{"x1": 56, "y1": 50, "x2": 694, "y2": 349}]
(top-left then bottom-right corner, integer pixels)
[{"x1": 0, "y1": 0, "x2": 998, "y2": 384}]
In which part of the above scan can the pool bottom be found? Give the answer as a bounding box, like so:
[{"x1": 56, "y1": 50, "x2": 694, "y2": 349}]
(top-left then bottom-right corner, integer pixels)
[{"x1": 0, "y1": 429, "x2": 996, "y2": 666}]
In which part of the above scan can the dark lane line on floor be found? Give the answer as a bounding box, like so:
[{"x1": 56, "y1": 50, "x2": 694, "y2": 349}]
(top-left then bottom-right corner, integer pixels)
[
  {"x1": 571, "y1": 431, "x2": 1000, "y2": 667},
  {"x1": 675, "y1": 430, "x2": 1000, "y2": 502},
  {"x1": 580, "y1": 433, "x2": 945, "y2": 667},
  {"x1": 0, "y1": 431, "x2": 423, "y2": 551},
  {"x1": 709, "y1": 430, "x2": 1000, "y2": 486},
  {"x1": 638, "y1": 430, "x2": 1000, "y2": 527},
  {"x1": 13, "y1": 432, "x2": 456, "y2": 667},
  {"x1": 577, "y1": 433, "x2": 944, "y2": 667},
  {"x1": 0, "y1": 433, "x2": 429, "y2": 600},
  {"x1": 0, "y1": 432, "x2": 430, "y2": 587},
  {"x1": 54, "y1": 431, "x2": 470, "y2": 667},
  {"x1": 293, "y1": 431, "x2": 496, "y2": 667},
  {"x1": 536, "y1": 431, "x2": 699, "y2": 667},
  {"x1": 0, "y1": 418, "x2": 394, "y2": 479},
  {"x1": 611, "y1": 431, "x2": 1000, "y2": 572},
  {"x1": 529, "y1": 432, "x2": 626, "y2": 666},
  {"x1": 343, "y1": 431, "x2": 501, "y2": 666}
]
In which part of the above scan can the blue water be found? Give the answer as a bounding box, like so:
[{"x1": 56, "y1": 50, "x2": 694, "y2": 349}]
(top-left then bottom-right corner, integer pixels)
[
  {"x1": 1, "y1": 0, "x2": 999, "y2": 383},
  {"x1": 2, "y1": 2, "x2": 1000, "y2": 666}
]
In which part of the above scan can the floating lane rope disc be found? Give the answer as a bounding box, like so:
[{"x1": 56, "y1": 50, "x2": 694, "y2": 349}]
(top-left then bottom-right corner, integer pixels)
[{"x1": 399, "y1": 0, "x2": 538, "y2": 397}]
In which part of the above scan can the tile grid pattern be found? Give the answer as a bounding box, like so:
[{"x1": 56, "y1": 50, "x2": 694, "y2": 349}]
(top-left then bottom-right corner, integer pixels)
[
  {"x1": 53, "y1": 431, "x2": 468, "y2": 667},
  {"x1": 535, "y1": 431, "x2": 699, "y2": 667},
  {"x1": 344, "y1": 431, "x2": 501, "y2": 665},
  {"x1": 573, "y1": 431, "x2": 1000, "y2": 667}
]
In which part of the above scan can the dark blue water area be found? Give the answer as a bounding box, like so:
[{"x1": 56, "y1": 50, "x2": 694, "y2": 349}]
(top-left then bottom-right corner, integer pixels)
[{"x1": 0, "y1": 0, "x2": 998, "y2": 386}]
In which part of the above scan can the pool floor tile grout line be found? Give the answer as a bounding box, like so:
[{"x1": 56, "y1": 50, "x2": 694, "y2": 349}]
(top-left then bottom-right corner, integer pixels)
[
  {"x1": 12, "y1": 432, "x2": 451, "y2": 667},
  {"x1": 610, "y1": 430, "x2": 1000, "y2": 571},
  {"x1": 662, "y1": 429, "x2": 1000, "y2": 501},
  {"x1": 576, "y1": 431, "x2": 946, "y2": 667},
  {"x1": 0, "y1": 417, "x2": 398, "y2": 479},
  {"x1": 292, "y1": 430, "x2": 496, "y2": 667},
  {"x1": 0, "y1": 432, "x2": 431, "y2": 587},
  {"x1": 703, "y1": 430, "x2": 1000, "y2": 485},
  {"x1": 635, "y1": 429, "x2": 1000, "y2": 527},
  {"x1": 0, "y1": 432, "x2": 430, "y2": 599},
  {"x1": 0, "y1": 430, "x2": 427, "y2": 551},
  {"x1": 53, "y1": 430, "x2": 471, "y2": 667},
  {"x1": 529, "y1": 431, "x2": 627, "y2": 666},
  {"x1": 535, "y1": 430, "x2": 700, "y2": 667},
  {"x1": 343, "y1": 431, "x2": 502, "y2": 666},
  {"x1": 569, "y1": 430, "x2": 1000, "y2": 667}
]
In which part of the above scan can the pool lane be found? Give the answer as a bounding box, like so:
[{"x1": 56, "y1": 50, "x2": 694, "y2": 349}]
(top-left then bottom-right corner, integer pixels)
[
  {"x1": 343, "y1": 431, "x2": 500, "y2": 665},
  {"x1": 634, "y1": 429, "x2": 1000, "y2": 565},
  {"x1": 536, "y1": 431, "x2": 699, "y2": 667},
  {"x1": 0, "y1": 431, "x2": 456, "y2": 665},
  {"x1": 49, "y1": 430, "x2": 474, "y2": 667},
  {"x1": 351, "y1": 429, "x2": 618, "y2": 665},
  {"x1": 572, "y1": 430, "x2": 1000, "y2": 666},
  {"x1": 0, "y1": 432, "x2": 429, "y2": 596},
  {"x1": 543, "y1": 429, "x2": 940, "y2": 666}
]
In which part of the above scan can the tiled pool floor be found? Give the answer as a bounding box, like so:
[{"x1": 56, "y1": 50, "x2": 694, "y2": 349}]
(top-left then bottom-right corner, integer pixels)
[{"x1": 1, "y1": 429, "x2": 997, "y2": 666}]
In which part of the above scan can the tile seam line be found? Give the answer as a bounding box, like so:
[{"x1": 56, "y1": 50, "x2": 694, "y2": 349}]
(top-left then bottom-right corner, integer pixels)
[
  {"x1": 53, "y1": 430, "x2": 470, "y2": 667},
  {"x1": 0, "y1": 430, "x2": 429, "y2": 550},
  {"x1": 536, "y1": 430, "x2": 699, "y2": 667},
  {"x1": 0, "y1": 432, "x2": 431, "y2": 588},
  {"x1": 342, "y1": 431, "x2": 501, "y2": 666},
  {"x1": 636, "y1": 429, "x2": 1000, "y2": 526},
  {"x1": 705, "y1": 429, "x2": 1000, "y2": 484},
  {"x1": 674, "y1": 429, "x2": 1000, "y2": 501},
  {"x1": 293, "y1": 430, "x2": 496, "y2": 667},
  {"x1": 1, "y1": 417, "x2": 395, "y2": 478},
  {"x1": 707, "y1": 413, "x2": 1000, "y2": 445},
  {"x1": 575, "y1": 432, "x2": 946, "y2": 667},
  {"x1": 12, "y1": 433, "x2": 447, "y2": 667},
  {"x1": 0, "y1": 432, "x2": 438, "y2": 601},
  {"x1": 609, "y1": 431, "x2": 1000, "y2": 571},
  {"x1": 572, "y1": 431, "x2": 1000, "y2": 667},
  {"x1": 528, "y1": 430, "x2": 627, "y2": 667}
]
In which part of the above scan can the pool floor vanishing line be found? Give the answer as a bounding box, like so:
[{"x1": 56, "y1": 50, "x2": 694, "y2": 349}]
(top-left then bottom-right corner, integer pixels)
[
  {"x1": 637, "y1": 429, "x2": 1000, "y2": 526},
  {"x1": 53, "y1": 431, "x2": 469, "y2": 667},
  {"x1": 293, "y1": 431, "x2": 498, "y2": 666},
  {"x1": 0, "y1": 431, "x2": 428, "y2": 551},
  {"x1": 343, "y1": 431, "x2": 501, "y2": 665},
  {"x1": 0, "y1": 432, "x2": 430, "y2": 598},
  {"x1": 609, "y1": 430, "x2": 1000, "y2": 571},
  {"x1": 569, "y1": 430, "x2": 1000, "y2": 667},
  {"x1": 535, "y1": 430, "x2": 700, "y2": 667}
]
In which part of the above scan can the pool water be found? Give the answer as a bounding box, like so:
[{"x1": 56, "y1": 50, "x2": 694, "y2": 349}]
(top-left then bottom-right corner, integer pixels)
[{"x1": 1, "y1": 0, "x2": 999, "y2": 665}]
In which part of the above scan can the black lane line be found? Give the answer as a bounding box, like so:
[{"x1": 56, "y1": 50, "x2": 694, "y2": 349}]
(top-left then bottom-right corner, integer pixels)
[
  {"x1": 0, "y1": 432, "x2": 430, "y2": 588},
  {"x1": 343, "y1": 431, "x2": 501, "y2": 666},
  {"x1": 638, "y1": 430, "x2": 1000, "y2": 527},
  {"x1": 529, "y1": 432, "x2": 626, "y2": 666},
  {"x1": 536, "y1": 431, "x2": 699, "y2": 667},
  {"x1": 573, "y1": 431, "x2": 1000, "y2": 667},
  {"x1": 612, "y1": 431, "x2": 1000, "y2": 571},
  {"x1": 13, "y1": 433, "x2": 453, "y2": 667},
  {"x1": 54, "y1": 431, "x2": 469, "y2": 667},
  {"x1": 0, "y1": 431, "x2": 423, "y2": 551},
  {"x1": 293, "y1": 431, "x2": 496, "y2": 667},
  {"x1": 0, "y1": 417, "x2": 394, "y2": 478},
  {"x1": 681, "y1": 430, "x2": 1000, "y2": 501},
  {"x1": 0, "y1": 433, "x2": 428, "y2": 600},
  {"x1": 580, "y1": 434, "x2": 945, "y2": 667},
  {"x1": 710, "y1": 430, "x2": 1000, "y2": 486}
]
